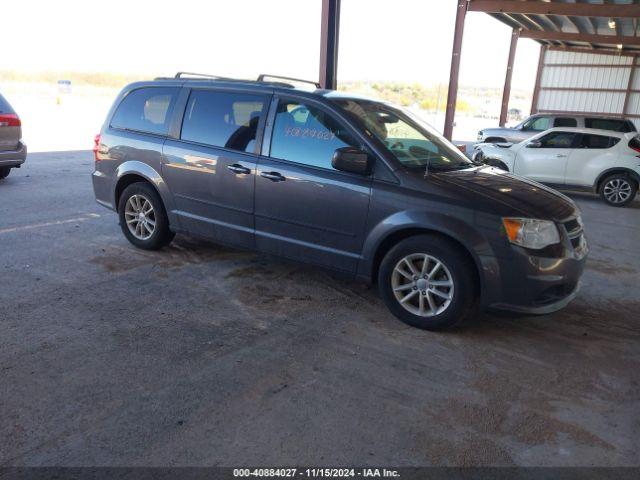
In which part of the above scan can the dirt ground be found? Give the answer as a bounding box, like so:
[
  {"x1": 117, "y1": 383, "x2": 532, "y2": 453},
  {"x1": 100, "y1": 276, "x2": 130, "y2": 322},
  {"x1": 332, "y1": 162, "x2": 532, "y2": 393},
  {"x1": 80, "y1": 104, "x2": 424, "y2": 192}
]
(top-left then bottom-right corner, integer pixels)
[{"x1": 1, "y1": 151, "x2": 638, "y2": 466}]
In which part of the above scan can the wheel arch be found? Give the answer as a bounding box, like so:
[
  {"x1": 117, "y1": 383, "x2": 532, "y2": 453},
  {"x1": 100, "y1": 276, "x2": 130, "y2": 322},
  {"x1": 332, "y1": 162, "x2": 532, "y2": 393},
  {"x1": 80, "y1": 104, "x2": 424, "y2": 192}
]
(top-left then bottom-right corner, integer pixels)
[
  {"x1": 484, "y1": 136, "x2": 508, "y2": 144},
  {"x1": 484, "y1": 158, "x2": 510, "y2": 171},
  {"x1": 113, "y1": 161, "x2": 176, "y2": 221},
  {"x1": 594, "y1": 168, "x2": 640, "y2": 192},
  {"x1": 361, "y1": 215, "x2": 495, "y2": 305}
]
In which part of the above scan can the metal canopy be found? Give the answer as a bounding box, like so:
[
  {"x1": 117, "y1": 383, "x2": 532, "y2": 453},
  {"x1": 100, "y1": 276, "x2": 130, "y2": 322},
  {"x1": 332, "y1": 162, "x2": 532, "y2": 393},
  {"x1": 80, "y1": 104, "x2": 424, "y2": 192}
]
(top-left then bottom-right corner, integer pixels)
[
  {"x1": 442, "y1": 0, "x2": 640, "y2": 139},
  {"x1": 470, "y1": 0, "x2": 640, "y2": 53}
]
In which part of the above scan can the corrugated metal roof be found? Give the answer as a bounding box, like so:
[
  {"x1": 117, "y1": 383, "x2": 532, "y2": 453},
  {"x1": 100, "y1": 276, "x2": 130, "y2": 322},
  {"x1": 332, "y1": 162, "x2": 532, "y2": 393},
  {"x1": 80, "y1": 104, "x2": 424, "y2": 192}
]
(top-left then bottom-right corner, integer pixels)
[{"x1": 480, "y1": 0, "x2": 640, "y2": 53}]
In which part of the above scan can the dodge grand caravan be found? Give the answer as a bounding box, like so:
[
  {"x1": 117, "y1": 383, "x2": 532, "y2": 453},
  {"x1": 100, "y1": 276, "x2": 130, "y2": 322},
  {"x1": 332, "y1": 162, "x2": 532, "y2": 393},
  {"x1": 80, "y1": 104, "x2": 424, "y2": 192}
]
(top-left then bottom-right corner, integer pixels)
[{"x1": 92, "y1": 73, "x2": 588, "y2": 330}]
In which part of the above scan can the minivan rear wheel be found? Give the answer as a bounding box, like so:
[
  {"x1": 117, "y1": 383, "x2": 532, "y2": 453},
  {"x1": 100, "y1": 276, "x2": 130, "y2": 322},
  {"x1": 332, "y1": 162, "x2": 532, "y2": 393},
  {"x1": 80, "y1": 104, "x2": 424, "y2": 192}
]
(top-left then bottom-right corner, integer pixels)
[
  {"x1": 378, "y1": 235, "x2": 476, "y2": 330},
  {"x1": 0, "y1": 167, "x2": 11, "y2": 180},
  {"x1": 118, "y1": 182, "x2": 175, "y2": 250}
]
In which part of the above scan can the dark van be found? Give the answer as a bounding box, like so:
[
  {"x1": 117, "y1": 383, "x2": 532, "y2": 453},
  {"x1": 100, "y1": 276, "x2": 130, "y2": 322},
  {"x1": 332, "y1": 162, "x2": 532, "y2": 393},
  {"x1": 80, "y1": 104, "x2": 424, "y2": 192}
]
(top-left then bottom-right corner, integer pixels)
[{"x1": 92, "y1": 73, "x2": 587, "y2": 330}]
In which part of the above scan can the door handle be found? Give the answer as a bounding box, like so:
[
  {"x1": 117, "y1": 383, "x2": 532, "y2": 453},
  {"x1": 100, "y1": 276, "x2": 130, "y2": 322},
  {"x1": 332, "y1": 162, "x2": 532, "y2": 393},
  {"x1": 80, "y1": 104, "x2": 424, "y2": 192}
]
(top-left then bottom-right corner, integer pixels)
[
  {"x1": 556, "y1": 154, "x2": 568, "y2": 158},
  {"x1": 227, "y1": 164, "x2": 251, "y2": 175},
  {"x1": 260, "y1": 171, "x2": 286, "y2": 182}
]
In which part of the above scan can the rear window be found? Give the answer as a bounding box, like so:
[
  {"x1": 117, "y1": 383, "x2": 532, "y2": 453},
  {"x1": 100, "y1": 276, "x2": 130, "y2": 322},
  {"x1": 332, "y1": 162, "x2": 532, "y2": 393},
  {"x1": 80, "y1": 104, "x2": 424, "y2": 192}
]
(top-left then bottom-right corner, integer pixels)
[
  {"x1": 180, "y1": 90, "x2": 267, "y2": 153},
  {"x1": 584, "y1": 118, "x2": 633, "y2": 133},
  {"x1": 111, "y1": 87, "x2": 178, "y2": 135},
  {"x1": 0, "y1": 93, "x2": 15, "y2": 114},
  {"x1": 554, "y1": 117, "x2": 577, "y2": 128},
  {"x1": 579, "y1": 134, "x2": 620, "y2": 149}
]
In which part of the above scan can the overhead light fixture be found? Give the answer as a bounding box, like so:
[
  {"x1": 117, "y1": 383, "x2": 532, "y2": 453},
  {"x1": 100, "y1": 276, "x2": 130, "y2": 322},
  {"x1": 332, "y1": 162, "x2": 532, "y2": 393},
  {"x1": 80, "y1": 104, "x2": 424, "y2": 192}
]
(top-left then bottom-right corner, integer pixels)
[{"x1": 609, "y1": 18, "x2": 616, "y2": 29}]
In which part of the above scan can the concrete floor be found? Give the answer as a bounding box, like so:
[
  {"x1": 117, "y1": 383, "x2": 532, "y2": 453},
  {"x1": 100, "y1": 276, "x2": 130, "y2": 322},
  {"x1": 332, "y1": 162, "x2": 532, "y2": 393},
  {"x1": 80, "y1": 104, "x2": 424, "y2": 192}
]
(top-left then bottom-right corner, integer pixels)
[{"x1": 1, "y1": 151, "x2": 638, "y2": 467}]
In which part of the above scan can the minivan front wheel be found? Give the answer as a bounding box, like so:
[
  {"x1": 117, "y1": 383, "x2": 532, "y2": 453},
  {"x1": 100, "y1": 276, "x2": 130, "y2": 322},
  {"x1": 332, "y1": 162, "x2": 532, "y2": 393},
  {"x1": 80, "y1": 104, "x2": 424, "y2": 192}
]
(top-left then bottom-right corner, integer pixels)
[
  {"x1": 378, "y1": 235, "x2": 476, "y2": 330},
  {"x1": 118, "y1": 182, "x2": 174, "y2": 250}
]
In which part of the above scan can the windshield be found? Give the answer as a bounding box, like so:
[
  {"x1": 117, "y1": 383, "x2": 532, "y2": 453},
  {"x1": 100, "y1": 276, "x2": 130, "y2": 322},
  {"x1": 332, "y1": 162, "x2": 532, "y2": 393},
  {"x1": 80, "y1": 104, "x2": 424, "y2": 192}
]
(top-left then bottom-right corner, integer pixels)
[{"x1": 332, "y1": 98, "x2": 472, "y2": 171}]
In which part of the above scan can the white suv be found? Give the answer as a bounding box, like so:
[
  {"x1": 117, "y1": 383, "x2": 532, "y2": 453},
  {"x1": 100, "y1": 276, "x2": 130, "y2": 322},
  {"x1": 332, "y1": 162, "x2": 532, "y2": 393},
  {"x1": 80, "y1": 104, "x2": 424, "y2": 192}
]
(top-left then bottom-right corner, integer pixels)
[{"x1": 473, "y1": 127, "x2": 640, "y2": 207}]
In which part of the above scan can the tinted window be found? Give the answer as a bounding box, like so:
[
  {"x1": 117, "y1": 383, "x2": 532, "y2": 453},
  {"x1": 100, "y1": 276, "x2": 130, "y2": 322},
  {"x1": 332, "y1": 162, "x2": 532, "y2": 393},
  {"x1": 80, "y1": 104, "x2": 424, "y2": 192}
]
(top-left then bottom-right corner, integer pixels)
[
  {"x1": 523, "y1": 116, "x2": 551, "y2": 131},
  {"x1": 539, "y1": 131, "x2": 577, "y2": 148},
  {"x1": 584, "y1": 118, "x2": 632, "y2": 133},
  {"x1": 181, "y1": 90, "x2": 267, "y2": 153},
  {"x1": 579, "y1": 134, "x2": 620, "y2": 149},
  {"x1": 0, "y1": 93, "x2": 15, "y2": 113},
  {"x1": 111, "y1": 87, "x2": 178, "y2": 135},
  {"x1": 270, "y1": 100, "x2": 358, "y2": 170},
  {"x1": 335, "y1": 98, "x2": 472, "y2": 171},
  {"x1": 554, "y1": 117, "x2": 577, "y2": 128}
]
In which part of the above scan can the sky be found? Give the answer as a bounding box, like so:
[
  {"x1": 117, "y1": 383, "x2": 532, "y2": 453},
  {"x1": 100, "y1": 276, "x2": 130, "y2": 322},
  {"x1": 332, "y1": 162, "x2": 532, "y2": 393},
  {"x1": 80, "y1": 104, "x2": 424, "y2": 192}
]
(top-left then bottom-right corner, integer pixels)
[{"x1": 4, "y1": 0, "x2": 540, "y2": 91}]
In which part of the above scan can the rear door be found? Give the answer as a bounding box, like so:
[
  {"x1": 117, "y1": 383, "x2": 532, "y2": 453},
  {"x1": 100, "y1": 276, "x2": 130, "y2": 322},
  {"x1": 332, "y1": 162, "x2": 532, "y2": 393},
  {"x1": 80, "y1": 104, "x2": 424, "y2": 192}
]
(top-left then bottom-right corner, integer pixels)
[
  {"x1": 514, "y1": 131, "x2": 578, "y2": 184},
  {"x1": 162, "y1": 88, "x2": 270, "y2": 248},
  {"x1": 565, "y1": 133, "x2": 621, "y2": 187},
  {"x1": 254, "y1": 96, "x2": 372, "y2": 273},
  {"x1": 0, "y1": 93, "x2": 20, "y2": 152}
]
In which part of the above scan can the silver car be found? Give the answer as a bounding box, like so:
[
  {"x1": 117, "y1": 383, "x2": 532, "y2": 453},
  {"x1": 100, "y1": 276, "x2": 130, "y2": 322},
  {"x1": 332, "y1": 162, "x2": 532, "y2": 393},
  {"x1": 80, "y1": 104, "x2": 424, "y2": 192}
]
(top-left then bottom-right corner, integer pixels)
[
  {"x1": 477, "y1": 114, "x2": 636, "y2": 144},
  {"x1": 0, "y1": 92, "x2": 27, "y2": 180}
]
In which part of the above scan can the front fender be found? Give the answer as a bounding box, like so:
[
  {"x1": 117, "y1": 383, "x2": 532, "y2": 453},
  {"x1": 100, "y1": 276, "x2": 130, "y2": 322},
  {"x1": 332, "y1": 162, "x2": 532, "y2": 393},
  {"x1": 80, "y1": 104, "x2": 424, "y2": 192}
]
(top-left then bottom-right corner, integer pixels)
[
  {"x1": 113, "y1": 161, "x2": 177, "y2": 222},
  {"x1": 358, "y1": 210, "x2": 501, "y2": 306}
]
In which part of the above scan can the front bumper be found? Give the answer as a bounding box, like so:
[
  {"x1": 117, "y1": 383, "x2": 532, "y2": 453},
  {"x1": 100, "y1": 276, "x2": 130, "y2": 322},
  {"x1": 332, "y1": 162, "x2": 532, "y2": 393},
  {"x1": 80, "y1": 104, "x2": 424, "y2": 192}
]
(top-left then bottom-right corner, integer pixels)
[
  {"x1": 484, "y1": 232, "x2": 588, "y2": 315},
  {"x1": 0, "y1": 141, "x2": 27, "y2": 167}
]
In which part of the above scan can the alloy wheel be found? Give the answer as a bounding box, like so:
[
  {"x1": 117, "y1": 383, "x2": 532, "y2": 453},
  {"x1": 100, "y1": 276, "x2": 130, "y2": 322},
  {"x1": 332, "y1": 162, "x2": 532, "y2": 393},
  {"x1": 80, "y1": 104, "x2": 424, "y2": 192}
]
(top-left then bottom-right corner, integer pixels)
[
  {"x1": 391, "y1": 253, "x2": 455, "y2": 317},
  {"x1": 124, "y1": 194, "x2": 156, "y2": 240},
  {"x1": 603, "y1": 178, "x2": 632, "y2": 204}
]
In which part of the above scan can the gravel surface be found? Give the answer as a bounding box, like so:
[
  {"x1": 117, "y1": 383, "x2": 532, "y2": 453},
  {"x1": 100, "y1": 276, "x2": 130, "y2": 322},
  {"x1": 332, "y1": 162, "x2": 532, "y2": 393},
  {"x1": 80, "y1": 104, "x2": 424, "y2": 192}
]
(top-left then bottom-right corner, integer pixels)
[{"x1": 1, "y1": 151, "x2": 638, "y2": 466}]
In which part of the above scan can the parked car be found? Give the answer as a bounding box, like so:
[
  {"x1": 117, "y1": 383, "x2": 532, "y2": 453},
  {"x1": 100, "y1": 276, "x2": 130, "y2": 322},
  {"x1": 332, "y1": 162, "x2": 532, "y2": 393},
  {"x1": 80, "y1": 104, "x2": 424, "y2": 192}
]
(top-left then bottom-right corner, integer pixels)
[
  {"x1": 473, "y1": 127, "x2": 640, "y2": 207},
  {"x1": 0, "y1": 92, "x2": 27, "y2": 180},
  {"x1": 477, "y1": 113, "x2": 636, "y2": 144},
  {"x1": 92, "y1": 73, "x2": 587, "y2": 330}
]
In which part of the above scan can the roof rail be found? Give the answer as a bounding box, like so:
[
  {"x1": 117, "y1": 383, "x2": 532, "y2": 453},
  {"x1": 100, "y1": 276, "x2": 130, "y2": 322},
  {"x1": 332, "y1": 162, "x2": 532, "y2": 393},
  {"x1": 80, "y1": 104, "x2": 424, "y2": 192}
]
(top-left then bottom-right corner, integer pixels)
[
  {"x1": 257, "y1": 74, "x2": 321, "y2": 89},
  {"x1": 174, "y1": 72, "x2": 234, "y2": 80}
]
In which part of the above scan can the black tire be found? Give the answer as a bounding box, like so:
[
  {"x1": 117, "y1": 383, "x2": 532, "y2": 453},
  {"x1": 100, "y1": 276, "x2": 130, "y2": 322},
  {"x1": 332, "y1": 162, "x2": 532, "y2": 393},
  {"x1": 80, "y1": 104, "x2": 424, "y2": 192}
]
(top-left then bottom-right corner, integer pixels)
[
  {"x1": 0, "y1": 167, "x2": 11, "y2": 180},
  {"x1": 599, "y1": 173, "x2": 638, "y2": 207},
  {"x1": 378, "y1": 235, "x2": 477, "y2": 331},
  {"x1": 118, "y1": 182, "x2": 175, "y2": 250}
]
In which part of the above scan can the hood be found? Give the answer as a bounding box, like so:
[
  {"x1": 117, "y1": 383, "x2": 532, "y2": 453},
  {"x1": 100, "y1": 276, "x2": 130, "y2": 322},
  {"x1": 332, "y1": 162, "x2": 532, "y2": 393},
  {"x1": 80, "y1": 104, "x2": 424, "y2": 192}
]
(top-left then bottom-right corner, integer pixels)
[{"x1": 433, "y1": 166, "x2": 576, "y2": 221}]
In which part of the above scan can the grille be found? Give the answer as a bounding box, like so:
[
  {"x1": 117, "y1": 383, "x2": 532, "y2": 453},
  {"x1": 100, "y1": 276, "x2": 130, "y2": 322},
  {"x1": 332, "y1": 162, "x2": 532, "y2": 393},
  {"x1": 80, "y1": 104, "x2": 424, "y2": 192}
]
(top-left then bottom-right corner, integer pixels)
[{"x1": 562, "y1": 217, "x2": 585, "y2": 252}]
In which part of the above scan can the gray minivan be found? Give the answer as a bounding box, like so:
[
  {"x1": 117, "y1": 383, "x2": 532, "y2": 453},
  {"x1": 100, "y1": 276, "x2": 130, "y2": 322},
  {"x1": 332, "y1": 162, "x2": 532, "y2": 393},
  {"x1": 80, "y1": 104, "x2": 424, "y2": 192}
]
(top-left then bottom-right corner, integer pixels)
[{"x1": 92, "y1": 73, "x2": 588, "y2": 330}]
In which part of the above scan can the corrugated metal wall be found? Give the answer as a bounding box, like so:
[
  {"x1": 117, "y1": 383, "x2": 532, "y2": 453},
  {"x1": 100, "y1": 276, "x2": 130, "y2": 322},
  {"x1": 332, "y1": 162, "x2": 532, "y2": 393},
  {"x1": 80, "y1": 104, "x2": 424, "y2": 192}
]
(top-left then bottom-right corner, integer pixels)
[{"x1": 534, "y1": 49, "x2": 640, "y2": 129}]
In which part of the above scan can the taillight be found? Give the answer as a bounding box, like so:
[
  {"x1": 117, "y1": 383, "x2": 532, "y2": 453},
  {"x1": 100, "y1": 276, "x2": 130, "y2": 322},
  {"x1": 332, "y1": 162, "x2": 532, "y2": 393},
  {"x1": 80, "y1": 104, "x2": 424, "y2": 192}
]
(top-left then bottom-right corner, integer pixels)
[
  {"x1": 0, "y1": 113, "x2": 21, "y2": 127},
  {"x1": 93, "y1": 134, "x2": 101, "y2": 161},
  {"x1": 629, "y1": 142, "x2": 640, "y2": 154}
]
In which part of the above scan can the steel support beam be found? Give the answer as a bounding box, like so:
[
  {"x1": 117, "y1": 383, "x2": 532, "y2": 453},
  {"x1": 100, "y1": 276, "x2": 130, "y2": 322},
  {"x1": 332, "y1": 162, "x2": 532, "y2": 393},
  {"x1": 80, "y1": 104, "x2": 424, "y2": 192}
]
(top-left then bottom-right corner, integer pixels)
[
  {"x1": 520, "y1": 29, "x2": 640, "y2": 46},
  {"x1": 468, "y1": 0, "x2": 640, "y2": 18},
  {"x1": 500, "y1": 28, "x2": 519, "y2": 126},
  {"x1": 444, "y1": 0, "x2": 468, "y2": 140},
  {"x1": 319, "y1": 0, "x2": 341, "y2": 90},
  {"x1": 623, "y1": 57, "x2": 638, "y2": 116},
  {"x1": 531, "y1": 45, "x2": 547, "y2": 114}
]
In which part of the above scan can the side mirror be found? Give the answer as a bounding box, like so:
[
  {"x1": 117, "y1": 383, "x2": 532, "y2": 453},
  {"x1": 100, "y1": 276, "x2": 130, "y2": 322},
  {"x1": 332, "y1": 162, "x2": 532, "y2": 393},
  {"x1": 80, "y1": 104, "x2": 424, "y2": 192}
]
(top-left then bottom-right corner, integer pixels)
[
  {"x1": 526, "y1": 140, "x2": 542, "y2": 148},
  {"x1": 332, "y1": 146, "x2": 372, "y2": 175}
]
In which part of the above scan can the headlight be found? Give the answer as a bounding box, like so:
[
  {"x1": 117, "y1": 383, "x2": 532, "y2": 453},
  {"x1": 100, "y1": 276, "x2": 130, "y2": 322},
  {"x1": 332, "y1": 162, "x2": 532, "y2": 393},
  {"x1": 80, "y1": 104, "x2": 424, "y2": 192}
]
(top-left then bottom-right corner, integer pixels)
[{"x1": 502, "y1": 218, "x2": 560, "y2": 249}]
